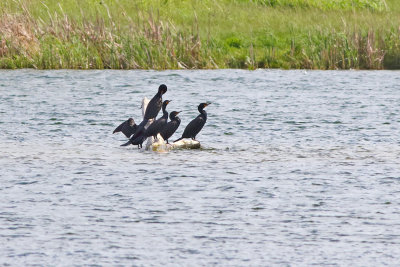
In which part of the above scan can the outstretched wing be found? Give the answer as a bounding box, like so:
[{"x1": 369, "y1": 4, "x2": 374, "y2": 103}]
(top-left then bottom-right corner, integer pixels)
[
  {"x1": 121, "y1": 124, "x2": 137, "y2": 138},
  {"x1": 113, "y1": 120, "x2": 128, "y2": 134},
  {"x1": 114, "y1": 120, "x2": 137, "y2": 138}
]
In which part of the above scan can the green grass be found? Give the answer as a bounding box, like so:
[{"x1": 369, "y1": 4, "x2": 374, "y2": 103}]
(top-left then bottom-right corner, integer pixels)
[
  {"x1": 0, "y1": 0, "x2": 399, "y2": 69},
  {"x1": 235, "y1": 0, "x2": 387, "y2": 10}
]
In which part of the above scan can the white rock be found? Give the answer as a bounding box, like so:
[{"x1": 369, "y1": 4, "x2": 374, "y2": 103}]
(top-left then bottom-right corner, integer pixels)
[{"x1": 141, "y1": 97, "x2": 201, "y2": 151}]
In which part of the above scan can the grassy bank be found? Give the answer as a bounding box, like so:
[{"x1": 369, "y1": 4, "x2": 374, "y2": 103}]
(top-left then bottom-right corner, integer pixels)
[{"x1": 0, "y1": 0, "x2": 400, "y2": 69}]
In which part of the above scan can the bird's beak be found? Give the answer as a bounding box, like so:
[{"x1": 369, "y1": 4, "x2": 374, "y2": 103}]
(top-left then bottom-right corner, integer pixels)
[{"x1": 177, "y1": 111, "x2": 182, "y2": 114}]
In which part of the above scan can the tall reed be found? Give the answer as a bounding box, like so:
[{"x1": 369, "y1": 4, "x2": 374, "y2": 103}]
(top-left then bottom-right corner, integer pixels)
[{"x1": 0, "y1": 0, "x2": 399, "y2": 69}]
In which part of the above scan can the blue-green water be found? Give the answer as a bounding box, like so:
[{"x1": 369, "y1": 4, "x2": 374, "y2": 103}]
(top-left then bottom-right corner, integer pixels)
[{"x1": 0, "y1": 70, "x2": 399, "y2": 266}]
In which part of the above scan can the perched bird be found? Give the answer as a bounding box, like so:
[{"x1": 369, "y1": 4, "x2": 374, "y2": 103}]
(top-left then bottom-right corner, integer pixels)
[
  {"x1": 130, "y1": 100, "x2": 171, "y2": 148},
  {"x1": 121, "y1": 84, "x2": 167, "y2": 146},
  {"x1": 143, "y1": 84, "x2": 168, "y2": 121},
  {"x1": 113, "y1": 118, "x2": 137, "y2": 138},
  {"x1": 129, "y1": 134, "x2": 146, "y2": 149},
  {"x1": 174, "y1": 103, "x2": 210, "y2": 142},
  {"x1": 143, "y1": 100, "x2": 171, "y2": 139},
  {"x1": 160, "y1": 111, "x2": 181, "y2": 144}
]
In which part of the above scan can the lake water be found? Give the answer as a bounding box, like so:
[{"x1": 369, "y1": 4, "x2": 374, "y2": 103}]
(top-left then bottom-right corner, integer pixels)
[{"x1": 0, "y1": 69, "x2": 399, "y2": 266}]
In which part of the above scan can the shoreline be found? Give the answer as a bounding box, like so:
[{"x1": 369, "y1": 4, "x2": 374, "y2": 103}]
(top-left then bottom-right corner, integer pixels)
[{"x1": 1, "y1": 0, "x2": 399, "y2": 70}]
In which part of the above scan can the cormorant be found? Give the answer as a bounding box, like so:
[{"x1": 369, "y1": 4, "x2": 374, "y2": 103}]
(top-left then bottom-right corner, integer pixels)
[
  {"x1": 160, "y1": 111, "x2": 181, "y2": 144},
  {"x1": 121, "y1": 84, "x2": 167, "y2": 146},
  {"x1": 174, "y1": 103, "x2": 209, "y2": 142},
  {"x1": 113, "y1": 118, "x2": 137, "y2": 138},
  {"x1": 129, "y1": 100, "x2": 171, "y2": 148},
  {"x1": 143, "y1": 84, "x2": 168, "y2": 120}
]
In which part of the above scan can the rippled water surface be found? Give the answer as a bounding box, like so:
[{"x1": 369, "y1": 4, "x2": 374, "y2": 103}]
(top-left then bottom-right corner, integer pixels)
[{"x1": 1, "y1": 69, "x2": 400, "y2": 266}]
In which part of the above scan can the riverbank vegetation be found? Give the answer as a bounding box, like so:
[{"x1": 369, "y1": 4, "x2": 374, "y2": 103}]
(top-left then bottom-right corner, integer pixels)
[{"x1": 0, "y1": 0, "x2": 399, "y2": 69}]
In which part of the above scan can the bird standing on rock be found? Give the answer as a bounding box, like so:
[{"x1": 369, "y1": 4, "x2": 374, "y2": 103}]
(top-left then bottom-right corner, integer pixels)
[
  {"x1": 160, "y1": 111, "x2": 181, "y2": 144},
  {"x1": 121, "y1": 84, "x2": 167, "y2": 146},
  {"x1": 130, "y1": 100, "x2": 171, "y2": 148},
  {"x1": 174, "y1": 103, "x2": 210, "y2": 142}
]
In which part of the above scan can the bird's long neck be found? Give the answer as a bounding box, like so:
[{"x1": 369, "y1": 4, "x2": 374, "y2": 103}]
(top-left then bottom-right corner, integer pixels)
[
  {"x1": 162, "y1": 105, "x2": 168, "y2": 119},
  {"x1": 199, "y1": 108, "x2": 207, "y2": 119}
]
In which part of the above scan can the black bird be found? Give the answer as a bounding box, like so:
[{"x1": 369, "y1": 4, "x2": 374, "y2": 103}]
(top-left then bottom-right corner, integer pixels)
[
  {"x1": 144, "y1": 84, "x2": 168, "y2": 120},
  {"x1": 174, "y1": 103, "x2": 210, "y2": 142},
  {"x1": 113, "y1": 118, "x2": 137, "y2": 138},
  {"x1": 160, "y1": 111, "x2": 181, "y2": 144},
  {"x1": 130, "y1": 100, "x2": 171, "y2": 148},
  {"x1": 121, "y1": 84, "x2": 167, "y2": 146},
  {"x1": 129, "y1": 135, "x2": 146, "y2": 149}
]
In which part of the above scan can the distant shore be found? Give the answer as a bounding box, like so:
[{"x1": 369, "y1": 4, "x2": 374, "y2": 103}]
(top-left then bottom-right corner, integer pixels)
[{"x1": 1, "y1": 0, "x2": 399, "y2": 70}]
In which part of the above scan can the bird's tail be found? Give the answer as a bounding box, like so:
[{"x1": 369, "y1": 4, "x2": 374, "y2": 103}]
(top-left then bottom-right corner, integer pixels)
[
  {"x1": 120, "y1": 119, "x2": 148, "y2": 147},
  {"x1": 120, "y1": 134, "x2": 147, "y2": 147},
  {"x1": 131, "y1": 135, "x2": 147, "y2": 145},
  {"x1": 173, "y1": 137, "x2": 183, "y2": 143},
  {"x1": 120, "y1": 140, "x2": 132, "y2": 146}
]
